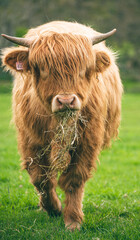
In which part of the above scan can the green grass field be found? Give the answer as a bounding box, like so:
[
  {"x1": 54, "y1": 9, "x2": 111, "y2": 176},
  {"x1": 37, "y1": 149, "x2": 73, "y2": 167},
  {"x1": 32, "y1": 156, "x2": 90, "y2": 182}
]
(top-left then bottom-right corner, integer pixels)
[{"x1": 0, "y1": 85, "x2": 140, "y2": 240}]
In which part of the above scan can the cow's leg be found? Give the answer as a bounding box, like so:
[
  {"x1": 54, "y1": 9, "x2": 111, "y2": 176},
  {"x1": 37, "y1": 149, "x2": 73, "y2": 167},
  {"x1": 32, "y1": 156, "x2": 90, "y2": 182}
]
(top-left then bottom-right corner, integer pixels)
[
  {"x1": 25, "y1": 160, "x2": 62, "y2": 216},
  {"x1": 38, "y1": 178, "x2": 62, "y2": 217},
  {"x1": 58, "y1": 148, "x2": 98, "y2": 229},
  {"x1": 58, "y1": 171, "x2": 85, "y2": 231},
  {"x1": 64, "y1": 184, "x2": 84, "y2": 231}
]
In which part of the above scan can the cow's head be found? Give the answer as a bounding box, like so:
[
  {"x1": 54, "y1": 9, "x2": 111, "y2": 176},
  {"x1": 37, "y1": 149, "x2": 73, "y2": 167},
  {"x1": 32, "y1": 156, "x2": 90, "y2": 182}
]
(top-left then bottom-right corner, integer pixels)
[{"x1": 2, "y1": 29, "x2": 116, "y2": 114}]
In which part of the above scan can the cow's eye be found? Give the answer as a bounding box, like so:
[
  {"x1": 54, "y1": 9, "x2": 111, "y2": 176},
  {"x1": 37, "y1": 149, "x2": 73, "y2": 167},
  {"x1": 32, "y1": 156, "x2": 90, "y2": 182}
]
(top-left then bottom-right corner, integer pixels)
[
  {"x1": 34, "y1": 64, "x2": 40, "y2": 84},
  {"x1": 34, "y1": 64, "x2": 40, "y2": 76},
  {"x1": 85, "y1": 66, "x2": 94, "y2": 81}
]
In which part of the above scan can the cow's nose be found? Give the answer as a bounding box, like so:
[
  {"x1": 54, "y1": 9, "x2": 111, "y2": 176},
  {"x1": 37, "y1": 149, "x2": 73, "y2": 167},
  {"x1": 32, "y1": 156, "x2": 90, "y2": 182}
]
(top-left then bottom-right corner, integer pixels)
[
  {"x1": 57, "y1": 96, "x2": 75, "y2": 105},
  {"x1": 52, "y1": 94, "x2": 81, "y2": 112}
]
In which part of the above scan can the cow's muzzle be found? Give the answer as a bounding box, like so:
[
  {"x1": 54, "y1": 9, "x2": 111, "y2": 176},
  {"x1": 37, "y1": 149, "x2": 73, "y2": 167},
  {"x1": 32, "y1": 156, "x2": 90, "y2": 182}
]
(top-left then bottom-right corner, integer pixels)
[{"x1": 52, "y1": 94, "x2": 81, "y2": 112}]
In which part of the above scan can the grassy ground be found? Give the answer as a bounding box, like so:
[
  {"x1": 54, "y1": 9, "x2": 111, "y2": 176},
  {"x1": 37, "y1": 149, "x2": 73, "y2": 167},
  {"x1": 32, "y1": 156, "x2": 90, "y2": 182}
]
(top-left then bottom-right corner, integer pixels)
[{"x1": 0, "y1": 84, "x2": 140, "y2": 240}]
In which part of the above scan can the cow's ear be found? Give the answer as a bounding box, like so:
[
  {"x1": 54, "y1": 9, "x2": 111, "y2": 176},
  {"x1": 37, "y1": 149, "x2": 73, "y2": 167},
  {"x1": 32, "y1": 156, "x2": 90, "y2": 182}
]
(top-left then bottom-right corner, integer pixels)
[
  {"x1": 2, "y1": 47, "x2": 30, "y2": 72},
  {"x1": 95, "y1": 51, "x2": 110, "y2": 72}
]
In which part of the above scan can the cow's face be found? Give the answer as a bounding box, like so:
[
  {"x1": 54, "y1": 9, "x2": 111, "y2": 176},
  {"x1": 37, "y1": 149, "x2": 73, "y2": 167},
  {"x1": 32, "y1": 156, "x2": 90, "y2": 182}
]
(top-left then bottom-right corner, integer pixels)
[
  {"x1": 27, "y1": 34, "x2": 95, "y2": 114},
  {"x1": 28, "y1": 34, "x2": 111, "y2": 114},
  {"x1": 2, "y1": 34, "x2": 111, "y2": 114}
]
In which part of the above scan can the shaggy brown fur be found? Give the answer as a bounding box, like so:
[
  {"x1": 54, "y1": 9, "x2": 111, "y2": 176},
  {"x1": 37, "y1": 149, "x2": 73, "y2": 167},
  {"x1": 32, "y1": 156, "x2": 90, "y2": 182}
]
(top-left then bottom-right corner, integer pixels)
[{"x1": 2, "y1": 21, "x2": 123, "y2": 231}]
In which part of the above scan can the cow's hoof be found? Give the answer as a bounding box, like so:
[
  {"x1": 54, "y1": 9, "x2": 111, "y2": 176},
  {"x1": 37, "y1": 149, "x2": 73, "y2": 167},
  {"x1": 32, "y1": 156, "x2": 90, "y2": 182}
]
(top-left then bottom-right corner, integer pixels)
[
  {"x1": 65, "y1": 221, "x2": 81, "y2": 231},
  {"x1": 48, "y1": 206, "x2": 62, "y2": 217}
]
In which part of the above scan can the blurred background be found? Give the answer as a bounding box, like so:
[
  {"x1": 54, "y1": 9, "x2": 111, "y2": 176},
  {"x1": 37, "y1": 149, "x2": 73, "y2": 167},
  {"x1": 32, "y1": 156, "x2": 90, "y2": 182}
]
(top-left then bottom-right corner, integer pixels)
[{"x1": 0, "y1": 0, "x2": 140, "y2": 92}]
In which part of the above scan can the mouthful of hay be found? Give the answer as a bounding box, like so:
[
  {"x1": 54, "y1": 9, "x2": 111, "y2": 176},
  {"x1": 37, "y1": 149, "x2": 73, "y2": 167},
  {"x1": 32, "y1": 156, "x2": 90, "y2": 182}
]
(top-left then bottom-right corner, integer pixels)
[
  {"x1": 39, "y1": 109, "x2": 87, "y2": 183},
  {"x1": 49, "y1": 109, "x2": 79, "y2": 177}
]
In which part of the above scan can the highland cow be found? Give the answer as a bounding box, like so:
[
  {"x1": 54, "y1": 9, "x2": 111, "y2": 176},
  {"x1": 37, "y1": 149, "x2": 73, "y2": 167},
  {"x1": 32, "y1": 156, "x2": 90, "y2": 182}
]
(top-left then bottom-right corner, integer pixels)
[{"x1": 1, "y1": 21, "x2": 123, "y2": 231}]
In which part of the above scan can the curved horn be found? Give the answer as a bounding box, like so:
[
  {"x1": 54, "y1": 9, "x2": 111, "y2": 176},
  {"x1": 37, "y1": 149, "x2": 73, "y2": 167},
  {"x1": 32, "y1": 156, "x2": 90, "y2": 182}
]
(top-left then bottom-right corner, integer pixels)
[
  {"x1": 91, "y1": 29, "x2": 116, "y2": 45},
  {"x1": 1, "y1": 34, "x2": 32, "y2": 47}
]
